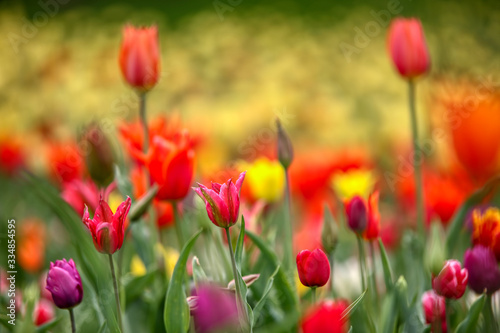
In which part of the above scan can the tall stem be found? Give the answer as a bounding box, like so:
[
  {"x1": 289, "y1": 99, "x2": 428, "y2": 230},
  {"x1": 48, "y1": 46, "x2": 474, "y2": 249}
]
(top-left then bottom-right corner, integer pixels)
[
  {"x1": 173, "y1": 201, "x2": 184, "y2": 248},
  {"x1": 283, "y1": 170, "x2": 295, "y2": 281},
  {"x1": 356, "y1": 235, "x2": 366, "y2": 291},
  {"x1": 311, "y1": 287, "x2": 317, "y2": 304},
  {"x1": 485, "y1": 294, "x2": 498, "y2": 332},
  {"x1": 225, "y1": 227, "x2": 249, "y2": 326},
  {"x1": 139, "y1": 92, "x2": 148, "y2": 154},
  {"x1": 69, "y1": 308, "x2": 76, "y2": 333},
  {"x1": 109, "y1": 254, "x2": 123, "y2": 332},
  {"x1": 329, "y1": 253, "x2": 336, "y2": 298},
  {"x1": 369, "y1": 241, "x2": 379, "y2": 306},
  {"x1": 408, "y1": 80, "x2": 425, "y2": 239}
]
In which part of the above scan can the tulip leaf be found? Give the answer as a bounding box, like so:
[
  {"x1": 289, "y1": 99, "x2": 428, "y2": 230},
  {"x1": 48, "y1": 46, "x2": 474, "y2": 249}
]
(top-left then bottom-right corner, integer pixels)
[
  {"x1": 341, "y1": 289, "x2": 367, "y2": 321},
  {"x1": 446, "y1": 177, "x2": 500, "y2": 255},
  {"x1": 35, "y1": 318, "x2": 62, "y2": 333},
  {"x1": 123, "y1": 269, "x2": 158, "y2": 305},
  {"x1": 164, "y1": 229, "x2": 203, "y2": 333},
  {"x1": 253, "y1": 265, "x2": 280, "y2": 325},
  {"x1": 246, "y1": 231, "x2": 299, "y2": 316},
  {"x1": 378, "y1": 238, "x2": 394, "y2": 290},
  {"x1": 235, "y1": 217, "x2": 246, "y2": 270},
  {"x1": 128, "y1": 184, "x2": 159, "y2": 222},
  {"x1": 114, "y1": 164, "x2": 133, "y2": 198},
  {"x1": 455, "y1": 294, "x2": 486, "y2": 333}
]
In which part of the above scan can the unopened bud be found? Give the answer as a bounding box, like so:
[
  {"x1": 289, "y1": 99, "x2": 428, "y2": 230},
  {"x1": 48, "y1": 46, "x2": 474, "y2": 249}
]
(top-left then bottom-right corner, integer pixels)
[
  {"x1": 276, "y1": 119, "x2": 294, "y2": 169},
  {"x1": 321, "y1": 204, "x2": 338, "y2": 254},
  {"x1": 81, "y1": 123, "x2": 115, "y2": 186}
]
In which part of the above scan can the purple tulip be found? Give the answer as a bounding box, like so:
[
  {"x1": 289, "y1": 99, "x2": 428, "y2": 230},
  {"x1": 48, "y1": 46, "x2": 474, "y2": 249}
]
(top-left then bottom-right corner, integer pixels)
[
  {"x1": 46, "y1": 259, "x2": 83, "y2": 309},
  {"x1": 344, "y1": 196, "x2": 368, "y2": 233},
  {"x1": 192, "y1": 285, "x2": 239, "y2": 333},
  {"x1": 464, "y1": 245, "x2": 500, "y2": 295}
]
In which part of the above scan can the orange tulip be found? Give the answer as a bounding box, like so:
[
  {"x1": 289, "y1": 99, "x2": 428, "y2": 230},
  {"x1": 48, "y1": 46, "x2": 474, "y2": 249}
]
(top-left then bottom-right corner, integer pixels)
[
  {"x1": 387, "y1": 18, "x2": 430, "y2": 79},
  {"x1": 18, "y1": 219, "x2": 46, "y2": 273},
  {"x1": 119, "y1": 25, "x2": 160, "y2": 91}
]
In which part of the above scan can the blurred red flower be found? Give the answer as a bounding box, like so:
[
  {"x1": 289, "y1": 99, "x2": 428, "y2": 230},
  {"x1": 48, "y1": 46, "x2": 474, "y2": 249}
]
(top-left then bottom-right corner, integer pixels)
[
  {"x1": 0, "y1": 137, "x2": 25, "y2": 175},
  {"x1": 18, "y1": 218, "x2": 46, "y2": 273},
  {"x1": 46, "y1": 142, "x2": 85, "y2": 185},
  {"x1": 301, "y1": 299, "x2": 349, "y2": 333}
]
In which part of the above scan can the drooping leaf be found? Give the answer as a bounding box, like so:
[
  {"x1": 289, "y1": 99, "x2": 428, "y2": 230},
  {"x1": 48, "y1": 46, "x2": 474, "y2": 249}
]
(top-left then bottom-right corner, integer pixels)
[
  {"x1": 164, "y1": 229, "x2": 203, "y2": 333},
  {"x1": 341, "y1": 289, "x2": 367, "y2": 321},
  {"x1": 455, "y1": 294, "x2": 486, "y2": 333}
]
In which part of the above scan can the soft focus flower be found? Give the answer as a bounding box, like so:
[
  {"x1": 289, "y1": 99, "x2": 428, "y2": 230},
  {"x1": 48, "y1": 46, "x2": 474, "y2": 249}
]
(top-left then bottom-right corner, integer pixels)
[
  {"x1": 471, "y1": 207, "x2": 500, "y2": 260},
  {"x1": 61, "y1": 178, "x2": 100, "y2": 216},
  {"x1": 46, "y1": 142, "x2": 85, "y2": 184},
  {"x1": 464, "y1": 245, "x2": 500, "y2": 295},
  {"x1": 387, "y1": 18, "x2": 430, "y2": 79},
  {"x1": 145, "y1": 134, "x2": 195, "y2": 201},
  {"x1": 242, "y1": 157, "x2": 284, "y2": 202},
  {"x1": 83, "y1": 197, "x2": 131, "y2": 254},
  {"x1": 192, "y1": 284, "x2": 239, "y2": 333},
  {"x1": 301, "y1": 299, "x2": 349, "y2": 333},
  {"x1": 363, "y1": 192, "x2": 380, "y2": 240},
  {"x1": 80, "y1": 123, "x2": 115, "y2": 186},
  {"x1": 156, "y1": 244, "x2": 180, "y2": 277},
  {"x1": 344, "y1": 196, "x2": 368, "y2": 234},
  {"x1": 194, "y1": 172, "x2": 246, "y2": 229},
  {"x1": 46, "y1": 259, "x2": 83, "y2": 309},
  {"x1": 331, "y1": 169, "x2": 376, "y2": 201},
  {"x1": 33, "y1": 299, "x2": 55, "y2": 326},
  {"x1": 421, "y1": 290, "x2": 447, "y2": 333},
  {"x1": 18, "y1": 219, "x2": 45, "y2": 273},
  {"x1": 119, "y1": 25, "x2": 160, "y2": 91},
  {"x1": 130, "y1": 255, "x2": 147, "y2": 277},
  {"x1": 276, "y1": 119, "x2": 294, "y2": 169},
  {"x1": 0, "y1": 137, "x2": 25, "y2": 175},
  {"x1": 296, "y1": 248, "x2": 331, "y2": 288},
  {"x1": 432, "y1": 259, "x2": 468, "y2": 299}
]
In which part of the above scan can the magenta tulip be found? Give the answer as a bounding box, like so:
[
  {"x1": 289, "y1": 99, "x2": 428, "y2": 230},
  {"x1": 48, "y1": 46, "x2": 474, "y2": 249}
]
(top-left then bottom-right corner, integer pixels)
[{"x1": 46, "y1": 259, "x2": 83, "y2": 309}]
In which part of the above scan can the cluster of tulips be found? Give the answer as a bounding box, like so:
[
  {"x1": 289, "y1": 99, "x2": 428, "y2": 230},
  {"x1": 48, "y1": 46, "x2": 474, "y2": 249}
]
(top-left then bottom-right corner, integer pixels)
[{"x1": 6, "y1": 11, "x2": 499, "y2": 333}]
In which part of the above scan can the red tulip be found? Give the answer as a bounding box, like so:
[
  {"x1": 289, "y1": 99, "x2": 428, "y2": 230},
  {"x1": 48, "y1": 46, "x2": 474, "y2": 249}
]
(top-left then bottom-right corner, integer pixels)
[
  {"x1": 119, "y1": 25, "x2": 160, "y2": 91},
  {"x1": 83, "y1": 197, "x2": 131, "y2": 254},
  {"x1": 193, "y1": 172, "x2": 246, "y2": 228},
  {"x1": 421, "y1": 290, "x2": 447, "y2": 333},
  {"x1": 301, "y1": 299, "x2": 349, "y2": 333},
  {"x1": 61, "y1": 178, "x2": 100, "y2": 216},
  {"x1": 387, "y1": 18, "x2": 430, "y2": 79},
  {"x1": 363, "y1": 192, "x2": 380, "y2": 240},
  {"x1": 47, "y1": 142, "x2": 85, "y2": 185},
  {"x1": 33, "y1": 299, "x2": 55, "y2": 326},
  {"x1": 344, "y1": 196, "x2": 368, "y2": 234},
  {"x1": 296, "y1": 249, "x2": 331, "y2": 288},
  {"x1": 432, "y1": 260, "x2": 468, "y2": 299},
  {"x1": 145, "y1": 134, "x2": 195, "y2": 201}
]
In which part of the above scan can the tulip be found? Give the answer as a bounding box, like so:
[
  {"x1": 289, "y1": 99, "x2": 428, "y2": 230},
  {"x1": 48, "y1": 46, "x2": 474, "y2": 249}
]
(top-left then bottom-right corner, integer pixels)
[
  {"x1": 243, "y1": 157, "x2": 284, "y2": 203},
  {"x1": 81, "y1": 123, "x2": 115, "y2": 187},
  {"x1": 18, "y1": 219, "x2": 46, "y2": 273},
  {"x1": 194, "y1": 172, "x2": 246, "y2": 228},
  {"x1": 421, "y1": 290, "x2": 447, "y2": 333},
  {"x1": 296, "y1": 249, "x2": 331, "y2": 288},
  {"x1": 119, "y1": 25, "x2": 160, "y2": 91},
  {"x1": 46, "y1": 259, "x2": 83, "y2": 309},
  {"x1": 344, "y1": 195, "x2": 368, "y2": 233},
  {"x1": 82, "y1": 197, "x2": 131, "y2": 254},
  {"x1": 464, "y1": 245, "x2": 500, "y2": 294},
  {"x1": 33, "y1": 299, "x2": 55, "y2": 326},
  {"x1": 47, "y1": 142, "x2": 85, "y2": 185},
  {"x1": 61, "y1": 178, "x2": 100, "y2": 216},
  {"x1": 192, "y1": 284, "x2": 239, "y2": 333},
  {"x1": 387, "y1": 18, "x2": 430, "y2": 79},
  {"x1": 276, "y1": 119, "x2": 294, "y2": 170},
  {"x1": 301, "y1": 300, "x2": 349, "y2": 333},
  {"x1": 146, "y1": 134, "x2": 195, "y2": 201},
  {"x1": 471, "y1": 207, "x2": 500, "y2": 261},
  {"x1": 432, "y1": 259, "x2": 468, "y2": 299},
  {"x1": 0, "y1": 137, "x2": 25, "y2": 175},
  {"x1": 363, "y1": 191, "x2": 380, "y2": 240}
]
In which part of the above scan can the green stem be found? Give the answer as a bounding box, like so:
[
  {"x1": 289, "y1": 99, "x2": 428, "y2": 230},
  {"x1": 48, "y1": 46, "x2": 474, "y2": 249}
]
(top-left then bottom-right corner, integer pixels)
[
  {"x1": 139, "y1": 92, "x2": 148, "y2": 154},
  {"x1": 356, "y1": 235, "x2": 366, "y2": 291},
  {"x1": 329, "y1": 253, "x2": 336, "y2": 298},
  {"x1": 69, "y1": 308, "x2": 76, "y2": 333},
  {"x1": 369, "y1": 241, "x2": 379, "y2": 306},
  {"x1": 311, "y1": 287, "x2": 317, "y2": 304},
  {"x1": 283, "y1": 169, "x2": 295, "y2": 281},
  {"x1": 485, "y1": 294, "x2": 498, "y2": 333},
  {"x1": 173, "y1": 201, "x2": 184, "y2": 248},
  {"x1": 225, "y1": 227, "x2": 249, "y2": 326},
  {"x1": 109, "y1": 254, "x2": 123, "y2": 332},
  {"x1": 408, "y1": 79, "x2": 425, "y2": 239}
]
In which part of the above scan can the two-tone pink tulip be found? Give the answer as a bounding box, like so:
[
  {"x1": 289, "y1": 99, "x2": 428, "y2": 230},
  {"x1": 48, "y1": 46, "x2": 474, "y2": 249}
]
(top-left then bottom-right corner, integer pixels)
[
  {"x1": 432, "y1": 260, "x2": 468, "y2": 299},
  {"x1": 193, "y1": 172, "x2": 246, "y2": 229}
]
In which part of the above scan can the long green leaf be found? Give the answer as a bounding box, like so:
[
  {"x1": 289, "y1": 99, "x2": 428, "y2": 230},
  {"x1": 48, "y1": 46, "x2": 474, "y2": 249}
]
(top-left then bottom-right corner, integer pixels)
[
  {"x1": 234, "y1": 217, "x2": 253, "y2": 331},
  {"x1": 235, "y1": 217, "x2": 246, "y2": 270},
  {"x1": 341, "y1": 289, "x2": 367, "y2": 321},
  {"x1": 378, "y1": 238, "x2": 393, "y2": 291},
  {"x1": 164, "y1": 229, "x2": 203, "y2": 333},
  {"x1": 253, "y1": 265, "x2": 280, "y2": 325},
  {"x1": 455, "y1": 294, "x2": 486, "y2": 333}
]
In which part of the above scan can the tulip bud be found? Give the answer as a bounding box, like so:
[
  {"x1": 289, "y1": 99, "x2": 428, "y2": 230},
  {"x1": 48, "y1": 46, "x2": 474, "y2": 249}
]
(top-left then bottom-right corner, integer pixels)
[
  {"x1": 464, "y1": 245, "x2": 500, "y2": 295},
  {"x1": 425, "y1": 222, "x2": 447, "y2": 276},
  {"x1": 321, "y1": 204, "x2": 338, "y2": 255},
  {"x1": 344, "y1": 196, "x2": 368, "y2": 233},
  {"x1": 432, "y1": 259, "x2": 468, "y2": 299},
  {"x1": 46, "y1": 259, "x2": 83, "y2": 309},
  {"x1": 276, "y1": 119, "x2": 294, "y2": 170},
  {"x1": 33, "y1": 299, "x2": 55, "y2": 326},
  {"x1": 421, "y1": 290, "x2": 446, "y2": 332},
  {"x1": 387, "y1": 18, "x2": 430, "y2": 79},
  {"x1": 81, "y1": 123, "x2": 115, "y2": 187},
  {"x1": 119, "y1": 25, "x2": 160, "y2": 91},
  {"x1": 296, "y1": 249, "x2": 331, "y2": 288}
]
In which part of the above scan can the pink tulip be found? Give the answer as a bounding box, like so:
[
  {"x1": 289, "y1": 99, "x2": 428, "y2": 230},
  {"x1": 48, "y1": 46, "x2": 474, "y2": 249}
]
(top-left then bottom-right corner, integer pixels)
[
  {"x1": 432, "y1": 259, "x2": 468, "y2": 299},
  {"x1": 193, "y1": 172, "x2": 246, "y2": 228},
  {"x1": 422, "y1": 290, "x2": 447, "y2": 332},
  {"x1": 387, "y1": 18, "x2": 430, "y2": 79}
]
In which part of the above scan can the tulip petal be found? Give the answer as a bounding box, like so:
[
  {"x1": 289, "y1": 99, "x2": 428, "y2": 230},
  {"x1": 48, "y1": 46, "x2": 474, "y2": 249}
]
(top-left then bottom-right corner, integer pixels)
[{"x1": 95, "y1": 198, "x2": 114, "y2": 223}]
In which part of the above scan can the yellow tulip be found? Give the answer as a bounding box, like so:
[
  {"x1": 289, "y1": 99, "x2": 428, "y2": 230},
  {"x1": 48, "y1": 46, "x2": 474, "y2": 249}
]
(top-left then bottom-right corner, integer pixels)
[
  {"x1": 331, "y1": 169, "x2": 376, "y2": 200},
  {"x1": 242, "y1": 157, "x2": 285, "y2": 202}
]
